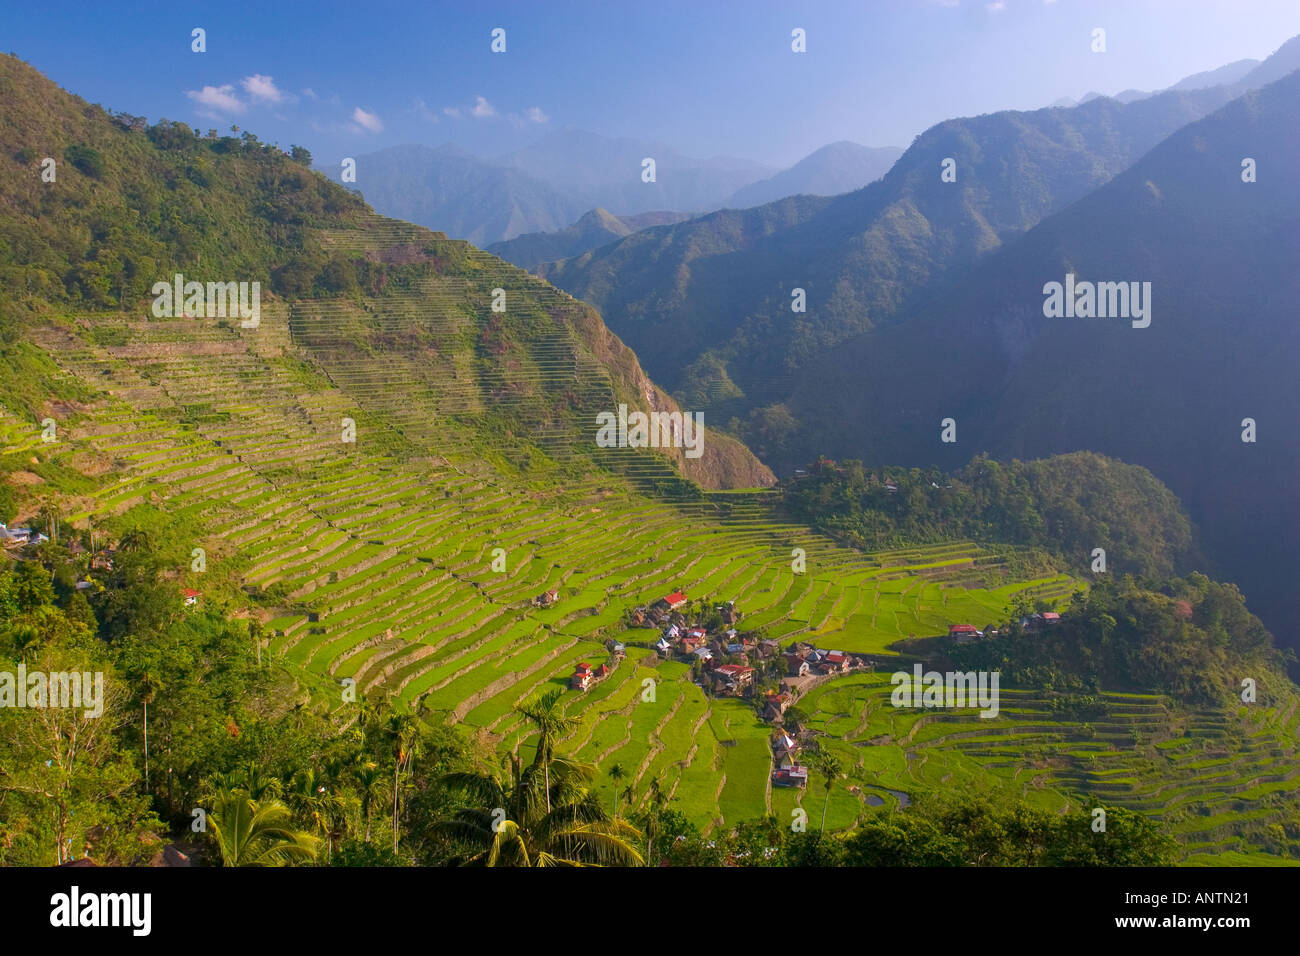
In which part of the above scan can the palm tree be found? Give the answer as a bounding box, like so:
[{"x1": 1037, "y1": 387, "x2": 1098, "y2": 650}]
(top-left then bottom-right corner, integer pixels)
[
  {"x1": 515, "y1": 689, "x2": 576, "y2": 814},
  {"x1": 353, "y1": 760, "x2": 386, "y2": 843},
  {"x1": 385, "y1": 713, "x2": 419, "y2": 854},
  {"x1": 436, "y1": 753, "x2": 642, "y2": 867},
  {"x1": 116, "y1": 528, "x2": 154, "y2": 553},
  {"x1": 811, "y1": 749, "x2": 843, "y2": 832},
  {"x1": 287, "y1": 769, "x2": 340, "y2": 862},
  {"x1": 607, "y1": 763, "x2": 627, "y2": 817},
  {"x1": 641, "y1": 777, "x2": 669, "y2": 866},
  {"x1": 207, "y1": 788, "x2": 319, "y2": 867}
]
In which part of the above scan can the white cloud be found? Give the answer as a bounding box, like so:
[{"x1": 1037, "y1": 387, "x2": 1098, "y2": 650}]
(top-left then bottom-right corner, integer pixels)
[
  {"x1": 525, "y1": 106, "x2": 549, "y2": 123},
  {"x1": 302, "y1": 87, "x2": 318, "y2": 100},
  {"x1": 986, "y1": 0, "x2": 1006, "y2": 10},
  {"x1": 443, "y1": 106, "x2": 461, "y2": 119},
  {"x1": 242, "y1": 74, "x2": 288, "y2": 104},
  {"x1": 471, "y1": 95, "x2": 496, "y2": 118},
  {"x1": 351, "y1": 106, "x2": 384, "y2": 133},
  {"x1": 186, "y1": 84, "x2": 246, "y2": 114}
]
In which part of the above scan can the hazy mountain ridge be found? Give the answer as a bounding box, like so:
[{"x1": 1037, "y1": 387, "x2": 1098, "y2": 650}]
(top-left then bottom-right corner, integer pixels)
[
  {"x1": 486, "y1": 207, "x2": 691, "y2": 269},
  {"x1": 536, "y1": 80, "x2": 1254, "y2": 405},
  {"x1": 722, "y1": 141, "x2": 904, "y2": 208},
  {"x1": 353, "y1": 130, "x2": 776, "y2": 245},
  {"x1": 786, "y1": 67, "x2": 1300, "y2": 644}
]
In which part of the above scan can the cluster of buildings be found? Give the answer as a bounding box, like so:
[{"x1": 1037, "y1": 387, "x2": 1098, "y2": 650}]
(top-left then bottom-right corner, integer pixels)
[
  {"x1": 628, "y1": 589, "x2": 874, "y2": 705},
  {"x1": 632, "y1": 592, "x2": 766, "y2": 698}
]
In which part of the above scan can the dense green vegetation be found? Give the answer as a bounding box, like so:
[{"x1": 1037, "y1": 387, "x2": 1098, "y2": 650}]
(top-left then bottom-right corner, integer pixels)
[
  {"x1": 948, "y1": 575, "x2": 1287, "y2": 707},
  {"x1": 783, "y1": 452, "x2": 1199, "y2": 579}
]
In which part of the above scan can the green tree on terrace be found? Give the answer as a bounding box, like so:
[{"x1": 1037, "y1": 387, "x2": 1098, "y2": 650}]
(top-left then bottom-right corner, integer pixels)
[
  {"x1": 436, "y1": 752, "x2": 643, "y2": 867},
  {"x1": 515, "y1": 689, "x2": 576, "y2": 815},
  {"x1": 607, "y1": 762, "x2": 627, "y2": 817},
  {"x1": 811, "y1": 749, "x2": 844, "y2": 832},
  {"x1": 207, "y1": 788, "x2": 319, "y2": 867}
]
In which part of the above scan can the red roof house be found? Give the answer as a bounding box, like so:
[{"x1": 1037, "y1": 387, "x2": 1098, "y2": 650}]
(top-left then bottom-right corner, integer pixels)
[
  {"x1": 664, "y1": 590, "x2": 688, "y2": 610},
  {"x1": 570, "y1": 662, "x2": 594, "y2": 691}
]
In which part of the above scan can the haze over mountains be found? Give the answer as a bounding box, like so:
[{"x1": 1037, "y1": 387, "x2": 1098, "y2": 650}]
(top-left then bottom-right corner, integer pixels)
[
  {"x1": 348, "y1": 131, "x2": 903, "y2": 248},
  {"x1": 486, "y1": 207, "x2": 691, "y2": 269},
  {"x1": 1047, "y1": 32, "x2": 1300, "y2": 108}
]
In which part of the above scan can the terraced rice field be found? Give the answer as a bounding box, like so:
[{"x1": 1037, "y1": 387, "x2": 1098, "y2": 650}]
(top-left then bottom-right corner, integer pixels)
[
  {"x1": 29, "y1": 292, "x2": 1075, "y2": 827},
  {"x1": 24, "y1": 222, "x2": 1293, "y2": 857},
  {"x1": 793, "y1": 673, "x2": 1300, "y2": 859}
]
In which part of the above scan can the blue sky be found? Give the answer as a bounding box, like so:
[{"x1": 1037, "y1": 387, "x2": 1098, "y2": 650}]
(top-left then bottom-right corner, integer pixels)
[{"x1": 7, "y1": 0, "x2": 1300, "y2": 167}]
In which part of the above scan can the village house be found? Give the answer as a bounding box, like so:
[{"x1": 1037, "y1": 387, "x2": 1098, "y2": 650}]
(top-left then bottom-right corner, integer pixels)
[
  {"x1": 535, "y1": 588, "x2": 560, "y2": 608},
  {"x1": 570, "y1": 662, "x2": 594, "y2": 691},
  {"x1": 1020, "y1": 613, "x2": 1061, "y2": 633},
  {"x1": 720, "y1": 600, "x2": 739, "y2": 626},
  {"x1": 691, "y1": 646, "x2": 714, "y2": 665},
  {"x1": 679, "y1": 633, "x2": 703, "y2": 655},
  {"x1": 661, "y1": 590, "x2": 688, "y2": 611},
  {"x1": 948, "y1": 624, "x2": 981, "y2": 643},
  {"x1": 763, "y1": 691, "x2": 792, "y2": 721},
  {"x1": 654, "y1": 636, "x2": 673, "y2": 656},
  {"x1": 1, "y1": 524, "x2": 48, "y2": 548},
  {"x1": 183, "y1": 588, "x2": 200, "y2": 608},
  {"x1": 822, "y1": 650, "x2": 851, "y2": 674},
  {"x1": 773, "y1": 729, "x2": 799, "y2": 763},
  {"x1": 607, "y1": 640, "x2": 626, "y2": 659},
  {"x1": 571, "y1": 660, "x2": 615, "y2": 690},
  {"x1": 783, "y1": 653, "x2": 811, "y2": 678},
  {"x1": 758, "y1": 639, "x2": 782, "y2": 659},
  {"x1": 772, "y1": 764, "x2": 809, "y2": 788},
  {"x1": 712, "y1": 664, "x2": 755, "y2": 698}
]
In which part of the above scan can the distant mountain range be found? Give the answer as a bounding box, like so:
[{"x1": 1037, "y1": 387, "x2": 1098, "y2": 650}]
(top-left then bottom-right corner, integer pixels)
[
  {"x1": 487, "y1": 207, "x2": 692, "y2": 269},
  {"x1": 345, "y1": 131, "x2": 902, "y2": 247},
  {"x1": 721, "y1": 141, "x2": 903, "y2": 209},
  {"x1": 1047, "y1": 33, "x2": 1300, "y2": 108},
  {"x1": 537, "y1": 82, "x2": 1255, "y2": 399}
]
